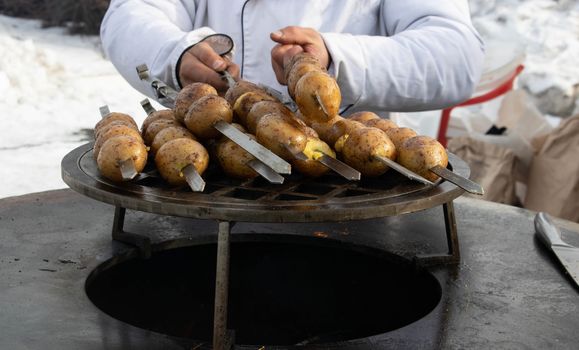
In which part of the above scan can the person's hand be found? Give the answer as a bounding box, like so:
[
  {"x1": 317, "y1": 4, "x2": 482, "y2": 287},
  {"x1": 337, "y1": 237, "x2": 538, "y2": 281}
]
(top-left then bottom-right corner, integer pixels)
[
  {"x1": 178, "y1": 41, "x2": 240, "y2": 92},
  {"x1": 270, "y1": 26, "x2": 331, "y2": 85}
]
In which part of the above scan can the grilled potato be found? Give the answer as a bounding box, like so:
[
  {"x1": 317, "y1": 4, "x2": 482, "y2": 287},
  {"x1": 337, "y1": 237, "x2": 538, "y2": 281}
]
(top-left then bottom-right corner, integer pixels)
[
  {"x1": 184, "y1": 95, "x2": 233, "y2": 139},
  {"x1": 94, "y1": 112, "x2": 138, "y2": 135},
  {"x1": 141, "y1": 109, "x2": 176, "y2": 135},
  {"x1": 97, "y1": 135, "x2": 147, "y2": 182},
  {"x1": 397, "y1": 136, "x2": 448, "y2": 182},
  {"x1": 154, "y1": 138, "x2": 209, "y2": 186},
  {"x1": 342, "y1": 127, "x2": 396, "y2": 177},
  {"x1": 255, "y1": 112, "x2": 308, "y2": 160},
  {"x1": 174, "y1": 82, "x2": 217, "y2": 123},
  {"x1": 384, "y1": 127, "x2": 418, "y2": 150},
  {"x1": 94, "y1": 124, "x2": 143, "y2": 160},
  {"x1": 294, "y1": 71, "x2": 341, "y2": 123},
  {"x1": 150, "y1": 126, "x2": 196, "y2": 156}
]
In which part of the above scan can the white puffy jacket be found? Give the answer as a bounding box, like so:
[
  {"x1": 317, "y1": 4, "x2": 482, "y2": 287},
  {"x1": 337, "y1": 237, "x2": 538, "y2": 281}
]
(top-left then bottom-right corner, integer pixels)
[{"x1": 101, "y1": 0, "x2": 484, "y2": 113}]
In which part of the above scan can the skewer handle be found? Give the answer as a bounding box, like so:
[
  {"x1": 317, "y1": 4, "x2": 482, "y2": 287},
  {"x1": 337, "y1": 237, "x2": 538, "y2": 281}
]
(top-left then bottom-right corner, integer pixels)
[
  {"x1": 99, "y1": 105, "x2": 111, "y2": 119},
  {"x1": 140, "y1": 99, "x2": 157, "y2": 116}
]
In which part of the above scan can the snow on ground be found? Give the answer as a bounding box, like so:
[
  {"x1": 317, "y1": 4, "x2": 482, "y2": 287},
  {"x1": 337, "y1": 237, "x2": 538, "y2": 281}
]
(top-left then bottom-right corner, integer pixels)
[
  {"x1": 0, "y1": 1, "x2": 578, "y2": 199},
  {"x1": 0, "y1": 15, "x2": 161, "y2": 198}
]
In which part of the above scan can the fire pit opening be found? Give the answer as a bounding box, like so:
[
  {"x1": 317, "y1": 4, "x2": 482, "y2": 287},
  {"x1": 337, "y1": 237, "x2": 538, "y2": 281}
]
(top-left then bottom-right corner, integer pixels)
[{"x1": 85, "y1": 234, "x2": 441, "y2": 345}]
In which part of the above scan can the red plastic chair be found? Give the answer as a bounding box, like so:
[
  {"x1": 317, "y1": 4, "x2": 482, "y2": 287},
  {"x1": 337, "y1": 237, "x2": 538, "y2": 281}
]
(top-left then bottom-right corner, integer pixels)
[{"x1": 437, "y1": 64, "x2": 525, "y2": 147}]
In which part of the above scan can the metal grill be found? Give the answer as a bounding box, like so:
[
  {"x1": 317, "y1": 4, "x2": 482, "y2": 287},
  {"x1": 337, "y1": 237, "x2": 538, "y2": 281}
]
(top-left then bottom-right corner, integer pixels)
[{"x1": 62, "y1": 143, "x2": 467, "y2": 223}]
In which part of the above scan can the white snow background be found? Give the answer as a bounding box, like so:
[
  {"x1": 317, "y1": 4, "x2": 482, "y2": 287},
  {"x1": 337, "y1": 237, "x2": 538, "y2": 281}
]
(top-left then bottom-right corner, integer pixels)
[{"x1": 0, "y1": 0, "x2": 578, "y2": 199}]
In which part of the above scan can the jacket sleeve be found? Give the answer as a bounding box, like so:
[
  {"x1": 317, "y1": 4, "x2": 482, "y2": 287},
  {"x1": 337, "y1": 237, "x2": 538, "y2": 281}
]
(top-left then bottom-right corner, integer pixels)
[
  {"x1": 321, "y1": 1, "x2": 485, "y2": 112},
  {"x1": 100, "y1": 0, "x2": 215, "y2": 97}
]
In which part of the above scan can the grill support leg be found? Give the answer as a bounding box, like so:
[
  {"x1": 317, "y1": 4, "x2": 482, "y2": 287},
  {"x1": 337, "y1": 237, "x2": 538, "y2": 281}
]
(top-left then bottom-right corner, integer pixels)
[
  {"x1": 415, "y1": 201, "x2": 460, "y2": 266},
  {"x1": 213, "y1": 220, "x2": 235, "y2": 350},
  {"x1": 111, "y1": 206, "x2": 151, "y2": 258}
]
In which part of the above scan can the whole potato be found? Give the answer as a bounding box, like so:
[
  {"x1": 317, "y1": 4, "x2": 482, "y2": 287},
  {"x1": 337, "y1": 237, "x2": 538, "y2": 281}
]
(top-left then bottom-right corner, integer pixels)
[
  {"x1": 216, "y1": 134, "x2": 259, "y2": 180},
  {"x1": 174, "y1": 82, "x2": 217, "y2": 123},
  {"x1": 384, "y1": 127, "x2": 418, "y2": 149},
  {"x1": 224, "y1": 80, "x2": 264, "y2": 106},
  {"x1": 94, "y1": 112, "x2": 138, "y2": 135},
  {"x1": 94, "y1": 124, "x2": 144, "y2": 160},
  {"x1": 326, "y1": 119, "x2": 365, "y2": 148},
  {"x1": 342, "y1": 127, "x2": 397, "y2": 177},
  {"x1": 97, "y1": 135, "x2": 148, "y2": 182},
  {"x1": 141, "y1": 109, "x2": 176, "y2": 135},
  {"x1": 364, "y1": 118, "x2": 398, "y2": 133},
  {"x1": 284, "y1": 52, "x2": 323, "y2": 81},
  {"x1": 294, "y1": 71, "x2": 341, "y2": 123},
  {"x1": 246, "y1": 100, "x2": 293, "y2": 134},
  {"x1": 287, "y1": 61, "x2": 322, "y2": 100},
  {"x1": 150, "y1": 126, "x2": 196, "y2": 156},
  {"x1": 232, "y1": 91, "x2": 276, "y2": 125},
  {"x1": 347, "y1": 111, "x2": 380, "y2": 123},
  {"x1": 184, "y1": 95, "x2": 233, "y2": 139},
  {"x1": 310, "y1": 115, "x2": 343, "y2": 143},
  {"x1": 94, "y1": 119, "x2": 138, "y2": 141},
  {"x1": 255, "y1": 113, "x2": 308, "y2": 160},
  {"x1": 155, "y1": 138, "x2": 210, "y2": 186},
  {"x1": 398, "y1": 135, "x2": 448, "y2": 182},
  {"x1": 143, "y1": 118, "x2": 182, "y2": 145}
]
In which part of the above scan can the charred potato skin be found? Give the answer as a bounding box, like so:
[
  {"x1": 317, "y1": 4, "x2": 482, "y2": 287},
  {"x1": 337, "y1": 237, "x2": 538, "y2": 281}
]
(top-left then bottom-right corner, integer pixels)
[
  {"x1": 155, "y1": 138, "x2": 210, "y2": 186},
  {"x1": 97, "y1": 135, "x2": 148, "y2": 182},
  {"x1": 342, "y1": 127, "x2": 397, "y2": 177},
  {"x1": 174, "y1": 83, "x2": 218, "y2": 123},
  {"x1": 398, "y1": 136, "x2": 448, "y2": 182},
  {"x1": 184, "y1": 95, "x2": 233, "y2": 139}
]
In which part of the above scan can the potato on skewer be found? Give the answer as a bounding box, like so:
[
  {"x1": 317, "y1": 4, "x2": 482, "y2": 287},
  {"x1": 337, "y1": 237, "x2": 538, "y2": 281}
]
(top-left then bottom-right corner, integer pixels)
[
  {"x1": 94, "y1": 124, "x2": 144, "y2": 160},
  {"x1": 143, "y1": 118, "x2": 182, "y2": 146},
  {"x1": 97, "y1": 135, "x2": 148, "y2": 182},
  {"x1": 95, "y1": 112, "x2": 139, "y2": 134},
  {"x1": 398, "y1": 136, "x2": 448, "y2": 182},
  {"x1": 184, "y1": 95, "x2": 234, "y2": 140},
  {"x1": 155, "y1": 138, "x2": 209, "y2": 189},
  {"x1": 174, "y1": 82, "x2": 217, "y2": 123},
  {"x1": 150, "y1": 126, "x2": 196, "y2": 156},
  {"x1": 342, "y1": 127, "x2": 397, "y2": 177},
  {"x1": 294, "y1": 71, "x2": 341, "y2": 123},
  {"x1": 141, "y1": 109, "x2": 176, "y2": 135}
]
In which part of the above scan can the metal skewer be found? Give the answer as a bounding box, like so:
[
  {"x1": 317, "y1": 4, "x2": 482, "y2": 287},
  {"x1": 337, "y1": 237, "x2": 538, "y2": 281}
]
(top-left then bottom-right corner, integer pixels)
[
  {"x1": 182, "y1": 164, "x2": 206, "y2": 192},
  {"x1": 246, "y1": 159, "x2": 285, "y2": 184},
  {"x1": 374, "y1": 155, "x2": 434, "y2": 186},
  {"x1": 98, "y1": 105, "x2": 139, "y2": 181},
  {"x1": 285, "y1": 146, "x2": 361, "y2": 181},
  {"x1": 429, "y1": 165, "x2": 484, "y2": 195},
  {"x1": 137, "y1": 64, "x2": 292, "y2": 175}
]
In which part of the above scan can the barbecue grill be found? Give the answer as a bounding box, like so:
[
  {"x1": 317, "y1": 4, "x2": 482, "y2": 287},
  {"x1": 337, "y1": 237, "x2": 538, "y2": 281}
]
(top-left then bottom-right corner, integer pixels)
[{"x1": 61, "y1": 142, "x2": 471, "y2": 348}]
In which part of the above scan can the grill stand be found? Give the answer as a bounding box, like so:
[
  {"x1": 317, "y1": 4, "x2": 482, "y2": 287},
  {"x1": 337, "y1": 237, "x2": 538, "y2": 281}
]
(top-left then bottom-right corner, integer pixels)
[{"x1": 109, "y1": 200, "x2": 460, "y2": 349}]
